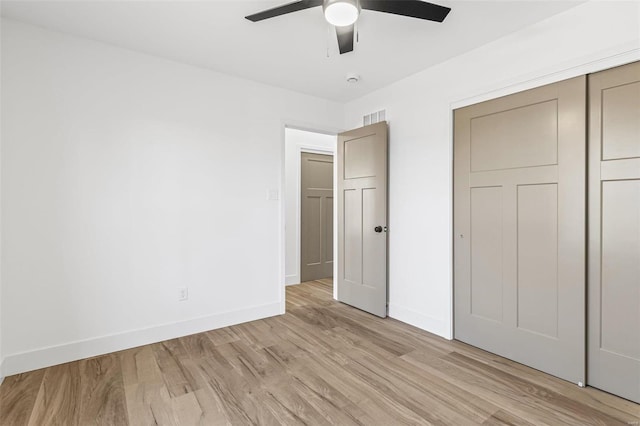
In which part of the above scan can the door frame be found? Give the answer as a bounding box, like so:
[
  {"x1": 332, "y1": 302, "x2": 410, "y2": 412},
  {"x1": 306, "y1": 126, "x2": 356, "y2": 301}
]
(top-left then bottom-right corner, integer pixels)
[{"x1": 280, "y1": 122, "x2": 343, "y2": 314}]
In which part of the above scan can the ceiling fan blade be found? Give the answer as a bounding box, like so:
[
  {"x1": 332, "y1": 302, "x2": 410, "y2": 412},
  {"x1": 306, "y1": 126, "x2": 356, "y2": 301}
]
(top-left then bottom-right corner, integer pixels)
[
  {"x1": 245, "y1": 0, "x2": 323, "y2": 22},
  {"x1": 360, "y1": 0, "x2": 451, "y2": 22},
  {"x1": 336, "y1": 25, "x2": 355, "y2": 55}
]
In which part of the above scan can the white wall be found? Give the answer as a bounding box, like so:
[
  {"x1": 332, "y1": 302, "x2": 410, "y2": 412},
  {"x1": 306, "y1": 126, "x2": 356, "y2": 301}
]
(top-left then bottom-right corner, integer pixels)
[
  {"x1": 284, "y1": 128, "x2": 336, "y2": 286},
  {"x1": 0, "y1": 19, "x2": 343, "y2": 375},
  {"x1": 344, "y1": 1, "x2": 640, "y2": 339}
]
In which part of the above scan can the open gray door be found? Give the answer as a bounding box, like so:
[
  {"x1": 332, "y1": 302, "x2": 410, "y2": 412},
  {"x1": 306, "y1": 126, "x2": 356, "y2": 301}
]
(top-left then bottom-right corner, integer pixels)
[{"x1": 337, "y1": 122, "x2": 388, "y2": 318}]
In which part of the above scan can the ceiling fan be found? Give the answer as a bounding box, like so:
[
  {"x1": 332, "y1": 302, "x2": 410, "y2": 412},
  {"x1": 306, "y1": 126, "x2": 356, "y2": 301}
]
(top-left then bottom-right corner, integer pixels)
[{"x1": 245, "y1": 0, "x2": 451, "y2": 55}]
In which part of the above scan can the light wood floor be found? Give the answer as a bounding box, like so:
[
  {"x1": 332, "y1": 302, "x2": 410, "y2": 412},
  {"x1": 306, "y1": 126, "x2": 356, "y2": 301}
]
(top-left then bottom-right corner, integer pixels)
[{"x1": 1, "y1": 279, "x2": 639, "y2": 425}]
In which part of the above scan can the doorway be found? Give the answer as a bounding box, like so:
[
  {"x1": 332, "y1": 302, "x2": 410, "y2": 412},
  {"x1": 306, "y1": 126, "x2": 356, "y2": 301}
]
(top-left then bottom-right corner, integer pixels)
[
  {"x1": 282, "y1": 123, "x2": 390, "y2": 318},
  {"x1": 284, "y1": 128, "x2": 337, "y2": 301}
]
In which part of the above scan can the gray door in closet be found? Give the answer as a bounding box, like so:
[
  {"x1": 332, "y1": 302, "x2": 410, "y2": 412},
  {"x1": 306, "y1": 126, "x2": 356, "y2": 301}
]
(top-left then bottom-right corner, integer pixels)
[
  {"x1": 588, "y1": 61, "x2": 640, "y2": 404},
  {"x1": 454, "y1": 76, "x2": 587, "y2": 384}
]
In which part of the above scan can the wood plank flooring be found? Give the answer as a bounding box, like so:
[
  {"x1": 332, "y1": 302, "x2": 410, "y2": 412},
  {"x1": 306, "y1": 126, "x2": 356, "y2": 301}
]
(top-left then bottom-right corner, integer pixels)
[{"x1": 1, "y1": 279, "x2": 639, "y2": 425}]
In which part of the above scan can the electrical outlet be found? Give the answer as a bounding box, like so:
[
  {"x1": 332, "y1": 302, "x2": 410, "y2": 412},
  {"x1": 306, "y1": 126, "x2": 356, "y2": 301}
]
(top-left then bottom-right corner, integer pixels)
[{"x1": 178, "y1": 287, "x2": 188, "y2": 301}]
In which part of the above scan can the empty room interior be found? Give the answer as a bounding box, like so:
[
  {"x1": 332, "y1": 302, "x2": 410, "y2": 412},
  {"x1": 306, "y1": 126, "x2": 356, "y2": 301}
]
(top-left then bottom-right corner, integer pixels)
[{"x1": 0, "y1": 0, "x2": 639, "y2": 424}]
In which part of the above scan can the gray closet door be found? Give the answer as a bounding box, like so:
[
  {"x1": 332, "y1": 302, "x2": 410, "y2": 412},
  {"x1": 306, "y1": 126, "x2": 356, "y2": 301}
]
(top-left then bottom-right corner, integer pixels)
[
  {"x1": 301, "y1": 152, "x2": 334, "y2": 282},
  {"x1": 454, "y1": 76, "x2": 586, "y2": 384},
  {"x1": 588, "y1": 61, "x2": 640, "y2": 403},
  {"x1": 337, "y1": 122, "x2": 388, "y2": 318}
]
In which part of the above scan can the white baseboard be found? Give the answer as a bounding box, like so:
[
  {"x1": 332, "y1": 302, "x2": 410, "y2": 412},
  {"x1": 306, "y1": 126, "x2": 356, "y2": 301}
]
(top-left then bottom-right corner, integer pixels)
[
  {"x1": 285, "y1": 274, "x2": 300, "y2": 286},
  {"x1": 389, "y1": 304, "x2": 451, "y2": 340},
  {"x1": 3, "y1": 302, "x2": 281, "y2": 377}
]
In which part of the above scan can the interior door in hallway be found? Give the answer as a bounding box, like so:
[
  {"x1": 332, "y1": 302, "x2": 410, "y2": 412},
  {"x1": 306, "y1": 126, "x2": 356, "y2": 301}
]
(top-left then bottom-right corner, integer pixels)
[
  {"x1": 337, "y1": 122, "x2": 388, "y2": 318},
  {"x1": 588, "y1": 61, "x2": 640, "y2": 403},
  {"x1": 454, "y1": 76, "x2": 587, "y2": 384},
  {"x1": 301, "y1": 152, "x2": 334, "y2": 282}
]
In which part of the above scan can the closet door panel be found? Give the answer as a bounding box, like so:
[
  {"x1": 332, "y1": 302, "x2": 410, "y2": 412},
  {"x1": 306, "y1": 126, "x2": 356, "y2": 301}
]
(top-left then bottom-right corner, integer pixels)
[
  {"x1": 588, "y1": 60, "x2": 640, "y2": 404},
  {"x1": 454, "y1": 76, "x2": 586, "y2": 384}
]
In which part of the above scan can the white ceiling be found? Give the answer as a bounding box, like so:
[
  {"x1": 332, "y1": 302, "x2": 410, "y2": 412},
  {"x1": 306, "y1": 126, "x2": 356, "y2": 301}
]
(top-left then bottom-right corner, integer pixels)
[{"x1": 1, "y1": 1, "x2": 583, "y2": 102}]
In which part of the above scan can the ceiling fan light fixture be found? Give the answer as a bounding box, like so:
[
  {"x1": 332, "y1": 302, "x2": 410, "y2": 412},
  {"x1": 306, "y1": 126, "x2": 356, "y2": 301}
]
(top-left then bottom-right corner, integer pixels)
[{"x1": 324, "y1": 0, "x2": 360, "y2": 27}]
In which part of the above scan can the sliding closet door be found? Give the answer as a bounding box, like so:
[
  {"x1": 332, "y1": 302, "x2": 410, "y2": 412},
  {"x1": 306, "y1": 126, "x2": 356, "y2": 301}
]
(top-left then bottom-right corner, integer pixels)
[
  {"x1": 588, "y1": 61, "x2": 640, "y2": 403},
  {"x1": 454, "y1": 76, "x2": 586, "y2": 384}
]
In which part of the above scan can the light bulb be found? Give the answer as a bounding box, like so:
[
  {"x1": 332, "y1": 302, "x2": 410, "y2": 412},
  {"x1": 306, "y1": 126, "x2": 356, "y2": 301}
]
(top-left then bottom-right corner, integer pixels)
[{"x1": 324, "y1": 1, "x2": 359, "y2": 27}]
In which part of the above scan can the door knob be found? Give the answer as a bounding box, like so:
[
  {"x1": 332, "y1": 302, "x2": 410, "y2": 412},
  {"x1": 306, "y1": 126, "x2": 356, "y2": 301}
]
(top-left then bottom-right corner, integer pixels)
[{"x1": 375, "y1": 226, "x2": 383, "y2": 233}]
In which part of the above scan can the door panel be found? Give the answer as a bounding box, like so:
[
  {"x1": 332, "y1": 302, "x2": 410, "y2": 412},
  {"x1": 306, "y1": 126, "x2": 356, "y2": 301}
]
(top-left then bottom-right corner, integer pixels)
[
  {"x1": 454, "y1": 76, "x2": 586, "y2": 384},
  {"x1": 301, "y1": 152, "x2": 333, "y2": 282},
  {"x1": 517, "y1": 184, "x2": 558, "y2": 338},
  {"x1": 588, "y1": 61, "x2": 640, "y2": 403},
  {"x1": 362, "y1": 187, "x2": 386, "y2": 289},
  {"x1": 344, "y1": 135, "x2": 380, "y2": 179},
  {"x1": 601, "y1": 181, "x2": 640, "y2": 358},
  {"x1": 601, "y1": 81, "x2": 640, "y2": 160},
  {"x1": 306, "y1": 196, "x2": 322, "y2": 264},
  {"x1": 338, "y1": 122, "x2": 388, "y2": 318},
  {"x1": 471, "y1": 100, "x2": 558, "y2": 172},
  {"x1": 324, "y1": 197, "x2": 334, "y2": 264},
  {"x1": 343, "y1": 188, "x2": 362, "y2": 284},
  {"x1": 470, "y1": 186, "x2": 503, "y2": 322}
]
